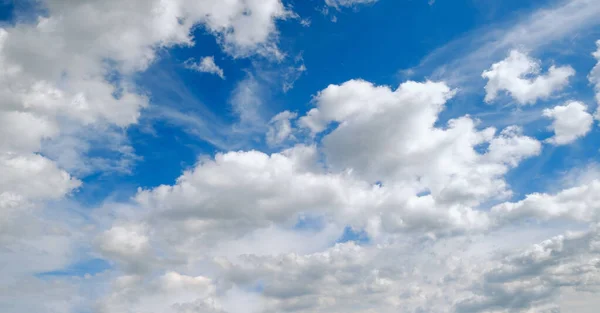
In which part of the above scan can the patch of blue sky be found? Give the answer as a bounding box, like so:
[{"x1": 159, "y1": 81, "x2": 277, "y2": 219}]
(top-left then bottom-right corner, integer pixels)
[
  {"x1": 294, "y1": 214, "x2": 327, "y2": 231},
  {"x1": 336, "y1": 226, "x2": 370, "y2": 245},
  {"x1": 36, "y1": 258, "x2": 112, "y2": 279}
]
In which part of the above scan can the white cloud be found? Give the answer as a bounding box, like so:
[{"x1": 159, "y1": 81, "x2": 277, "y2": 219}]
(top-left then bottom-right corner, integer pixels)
[
  {"x1": 543, "y1": 101, "x2": 593, "y2": 145},
  {"x1": 409, "y1": 0, "x2": 600, "y2": 91},
  {"x1": 4, "y1": 1, "x2": 600, "y2": 313},
  {"x1": 482, "y1": 50, "x2": 575, "y2": 105},
  {"x1": 215, "y1": 225, "x2": 600, "y2": 313},
  {"x1": 0, "y1": 154, "x2": 80, "y2": 203},
  {"x1": 0, "y1": 1, "x2": 295, "y2": 312},
  {"x1": 97, "y1": 272, "x2": 221, "y2": 313},
  {"x1": 590, "y1": 40, "x2": 600, "y2": 107},
  {"x1": 185, "y1": 56, "x2": 225, "y2": 79},
  {"x1": 266, "y1": 111, "x2": 297, "y2": 146},
  {"x1": 300, "y1": 80, "x2": 540, "y2": 206},
  {"x1": 0, "y1": 0, "x2": 295, "y2": 212},
  {"x1": 456, "y1": 227, "x2": 600, "y2": 313},
  {"x1": 97, "y1": 224, "x2": 153, "y2": 273},
  {"x1": 492, "y1": 179, "x2": 600, "y2": 225},
  {"x1": 95, "y1": 79, "x2": 545, "y2": 288}
]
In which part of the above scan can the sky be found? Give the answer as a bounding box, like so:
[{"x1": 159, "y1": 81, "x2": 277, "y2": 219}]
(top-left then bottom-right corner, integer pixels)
[{"x1": 2, "y1": 0, "x2": 600, "y2": 312}]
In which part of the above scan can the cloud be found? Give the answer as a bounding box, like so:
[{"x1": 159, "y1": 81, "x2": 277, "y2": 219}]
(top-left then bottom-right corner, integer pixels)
[
  {"x1": 325, "y1": 0, "x2": 378, "y2": 9},
  {"x1": 266, "y1": 111, "x2": 298, "y2": 146},
  {"x1": 411, "y1": 0, "x2": 600, "y2": 88},
  {"x1": 4, "y1": 1, "x2": 600, "y2": 313},
  {"x1": 97, "y1": 224, "x2": 153, "y2": 273},
  {"x1": 456, "y1": 226, "x2": 600, "y2": 313},
  {"x1": 282, "y1": 63, "x2": 307, "y2": 92},
  {"x1": 185, "y1": 56, "x2": 225, "y2": 79},
  {"x1": 230, "y1": 75, "x2": 269, "y2": 133},
  {"x1": 590, "y1": 40, "x2": 600, "y2": 107},
  {"x1": 0, "y1": 1, "x2": 295, "y2": 311},
  {"x1": 543, "y1": 101, "x2": 593, "y2": 145},
  {"x1": 215, "y1": 225, "x2": 600, "y2": 313},
  {"x1": 492, "y1": 179, "x2": 600, "y2": 225},
  {"x1": 95, "y1": 78, "x2": 546, "y2": 284},
  {"x1": 97, "y1": 272, "x2": 221, "y2": 313},
  {"x1": 299, "y1": 80, "x2": 540, "y2": 206},
  {"x1": 482, "y1": 50, "x2": 575, "y2": 105}
]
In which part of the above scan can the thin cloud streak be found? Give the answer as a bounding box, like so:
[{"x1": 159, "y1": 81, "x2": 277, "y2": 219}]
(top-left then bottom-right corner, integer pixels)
[{"x1": 410, "y1": 0, "x2": 600, "y2": 88}]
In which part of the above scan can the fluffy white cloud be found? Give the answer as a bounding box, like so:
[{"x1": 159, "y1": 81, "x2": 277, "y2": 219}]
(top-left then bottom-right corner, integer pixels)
[
  {"x1": 482, "y1": 50, "x2": 575, "y2": 105},
  {"x1": 0, "y1": 0, "x2": 295, "y2": 233},
  {"x1": 0, "y1": 153, "x2": 80, "y2": 202},
  {"x1": 0, "y1": 1, "x2": 295, "y2": 312},
  {"x1": 120, "y1": 80, "x2": 543, "y2": 258},
  {"x1": 185, "y1": 56, "x2": 225, "y2": 79},
  {"x1": 215, "y1": 225, "x2": 600, "y2": 313},
  {"x1": 543, "y1": 101, "x2": 593, "y2": 145},
  {"x1": 492, "y1": 179, "x2": 600, "y2": 225},
  {"x1": 4, "y1": 2, "x2": 600, "y2": 312},
  {"x1": 300, "y1": 80, "x2": 540, "y2": 206},
  {"x1": 218, "y1": 240, "x2": 474, "y2": 313},
  {"x1": 92, "y1": 79, "x2": 546, "y2": 299},
  {"x1": 98, "y1": 272, "x2": 221, "y2": 313}
]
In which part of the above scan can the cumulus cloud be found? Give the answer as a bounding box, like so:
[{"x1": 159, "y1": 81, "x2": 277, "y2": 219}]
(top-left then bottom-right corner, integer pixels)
[
  {"x1": 97, "y1": 272, "x2": 221, "y2": 313},
  {"x1": 95, "y1": 79, "x2": 544, "y2": 286},
  {"x1": 0, "y1": 0, "x2": 294, "y2": 221},
  {"x1": 482, "y1": 50, "x2": 575, "y2": 105},
  {"x1": 299, "y1": 80, "x2": 540, "y2": 205},
  {"x1": 543, "y1": 101, "x2": 593, "y2": 145},
  {"x1": 492, "y1": 179, "x2": 600, "y2": 225},
  {"x1": 4, "y1": 2, "x2": 600, "y2": 313},
  {"x1": 185, "y1": 56, "x2": 225, "y2": 79},
  {"x1": 456, "y1": 227, "x2": 600, "y2": 313},
  {"x1": 0, "y1": 0, "x2": 294, "y2": 311},
  {"x1": 0, "y1": 0, "x2": 294, "y2": 210}
]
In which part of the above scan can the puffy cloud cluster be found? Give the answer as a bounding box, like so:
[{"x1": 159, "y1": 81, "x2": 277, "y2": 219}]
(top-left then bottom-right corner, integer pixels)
[
  {"x1": 482, "y1": 50, "x2": 575, "y2": 105},
  {"x1": 89, "y1": 79, "x2": 549, "y2": 313},
  {"x1": 456, "y1": 227, "x2": 600, "y2": 313},
  {"x1": 492, "y1": 179, "x2": 600, "y2": 224},
  {"x1": 542, "y1": 101, "x2": 593, "y2": 145},
  {"x1": 0, "y1": 0, "x2": 293, "y2": 214},
  {"x1": 0, "y1": 0, "x2": 293, "y2": 311},
  {"x1": 300, "y1": 80, "x2": 540, "y2": 205},
  {"x1": 97, "y1": 272, "x2": 222, "y2": 313},
  {"x1": 4, "y1": 2, "x2": 600, "y2": 313},
  {"x1": 100, "y1": 80, "x2": 542, "y2": 271}
]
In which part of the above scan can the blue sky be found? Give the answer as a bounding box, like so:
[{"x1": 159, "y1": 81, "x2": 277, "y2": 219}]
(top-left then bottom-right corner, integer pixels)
[{"x1": 2, "y1": 0, "x2": 600, "y2": 312}]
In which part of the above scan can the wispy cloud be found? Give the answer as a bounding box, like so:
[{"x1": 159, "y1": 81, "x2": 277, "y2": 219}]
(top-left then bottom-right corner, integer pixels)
[
  {"x1": 184, "y1": 56, "x2": 225, "y2": 79},
  {"x1": 410, "y1": 0, "x2": 600, "y2": 88}
]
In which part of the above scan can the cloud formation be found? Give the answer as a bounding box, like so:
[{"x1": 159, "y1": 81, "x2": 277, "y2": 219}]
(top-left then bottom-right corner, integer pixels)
[
  {"x1": 482, "y1": 50, "x2": 575, "y2": 105},
  {"x1": 185, "y1": 56, "x2": 226, "y2": 79},
  {"x1": 2, "y1": 1, "x2": 600, "y2": 313},
  {"x1": 543, "y1": 101, "x2": 593, "y2": 145}
]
